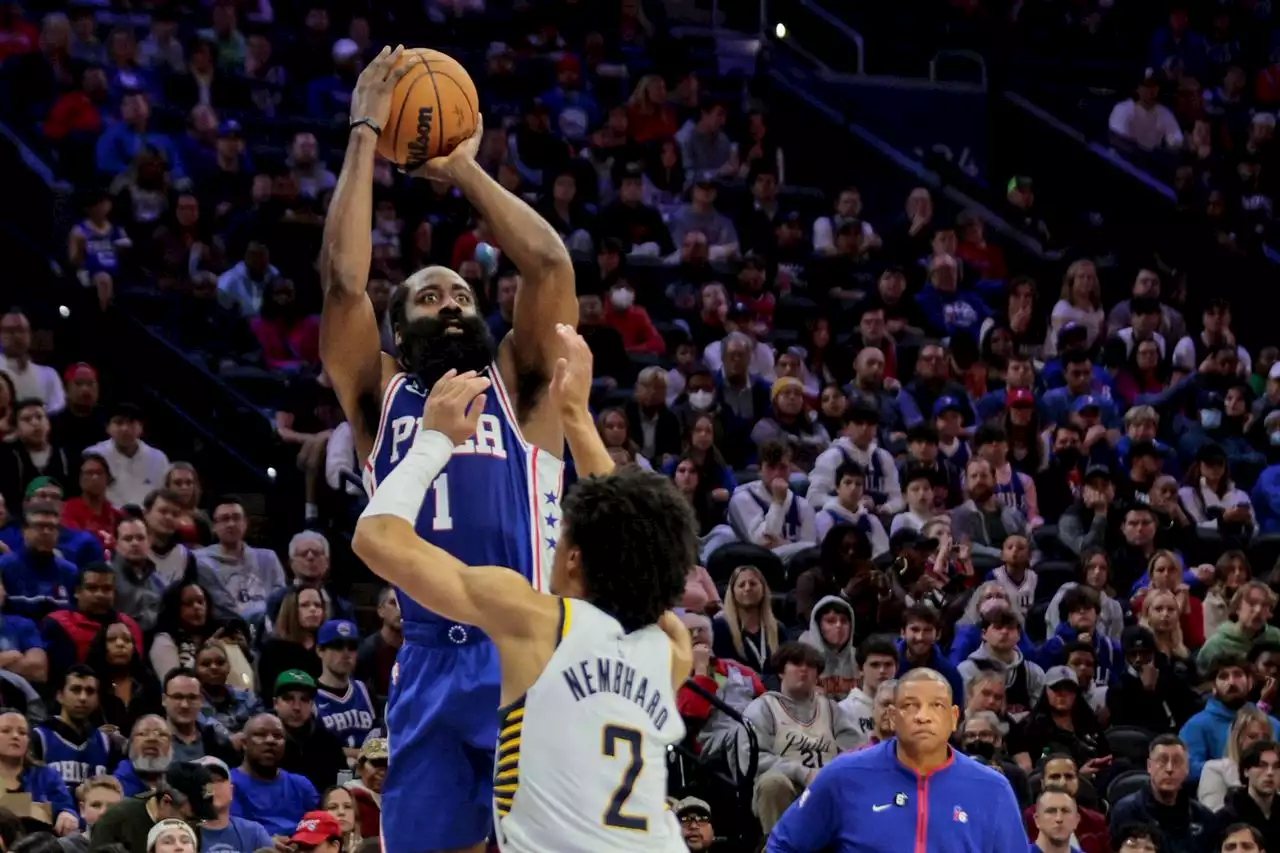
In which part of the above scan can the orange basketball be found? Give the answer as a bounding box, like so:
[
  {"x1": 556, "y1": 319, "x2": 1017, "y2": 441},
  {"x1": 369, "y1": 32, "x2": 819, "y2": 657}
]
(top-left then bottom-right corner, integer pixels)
[{"x1": 376, "y1": 48, "x2": 480, "y2": 168}]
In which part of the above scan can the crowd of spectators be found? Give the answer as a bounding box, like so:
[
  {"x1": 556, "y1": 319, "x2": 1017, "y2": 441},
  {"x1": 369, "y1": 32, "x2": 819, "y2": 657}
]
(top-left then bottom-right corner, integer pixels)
[{"x1": 6, "y1": 0, "x2": 1280, "y2": 851}]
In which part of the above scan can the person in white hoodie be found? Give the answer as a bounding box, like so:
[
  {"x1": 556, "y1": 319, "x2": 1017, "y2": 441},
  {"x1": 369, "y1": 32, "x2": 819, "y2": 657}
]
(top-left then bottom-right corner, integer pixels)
[
  {"x1": 889, "y1": 465, "x2": 938, "y2": 536},
  {"x1": 1177, "y1": 442, "x2": 1255, "y2": 537},
  {"x1": 728, "y1": 440, "x2": 817, "y2": 559},
  {"x1": 838, "y1": 635, "x2": 899, "y2": 747},
  {"x1": 813, "y1": 462, "x2": 889, "y2": 557},
  {"x1": 956, "y1": 607, "x2": 1046, "y2": 721},
  {"x1": 797, "y1": 595, "x2": 859, "y2": 699},
  {"x1": 988, "y1": 534, "x2": 1038, "y2": 613},
  {"x1": 806, "y1": 399, "x2": 901, "y2": 515}
]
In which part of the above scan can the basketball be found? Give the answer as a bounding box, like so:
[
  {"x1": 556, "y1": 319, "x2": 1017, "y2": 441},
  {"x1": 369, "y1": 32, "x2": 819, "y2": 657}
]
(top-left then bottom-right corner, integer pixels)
[{"x1": 377, "y1": 48, "x2": 480, "y2": 168}]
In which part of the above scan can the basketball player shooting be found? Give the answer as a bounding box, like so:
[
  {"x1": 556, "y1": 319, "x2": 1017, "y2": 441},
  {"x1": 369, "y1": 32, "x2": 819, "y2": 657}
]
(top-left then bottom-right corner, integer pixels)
[
  {"x1": 319, "y1": 46, "x2": 578, "y2": 853},
  {"x1": 353, "y1": 326, "x2": 696, "y2": 853}
]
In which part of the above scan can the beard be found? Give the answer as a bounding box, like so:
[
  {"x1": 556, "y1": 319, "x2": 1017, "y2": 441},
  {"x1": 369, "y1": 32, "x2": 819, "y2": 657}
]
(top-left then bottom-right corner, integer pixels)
[
  {"x1": 969, "y1": 485, "x2": 994, "y2": 505},
  {"x1": 132, "y1": 751, "x2": 172, "y2": 774},
  {"x1": 399, "y1": 308, "x2": 495, "y2": 388}
]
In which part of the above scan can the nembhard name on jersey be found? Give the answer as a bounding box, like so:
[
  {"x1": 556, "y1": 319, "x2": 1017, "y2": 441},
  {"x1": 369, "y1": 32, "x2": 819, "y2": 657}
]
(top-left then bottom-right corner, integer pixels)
[
  {"x1": 562, "y1": 656, "x2": 671, "y2": 731},
  {"x1": 388, "y1": 413, "x2": 509, "y2": 463}
]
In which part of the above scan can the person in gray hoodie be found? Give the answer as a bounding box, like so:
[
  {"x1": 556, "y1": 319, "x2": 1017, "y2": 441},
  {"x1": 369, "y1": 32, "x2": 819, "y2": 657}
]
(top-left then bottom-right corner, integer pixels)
[
  {"x1": 798, "y1": 595, "x2": 859, "y2": 700},
  {"x1": 949, "y1": 457, "x2": 1029, "y2": 570},
  {"x1": 837, "y1": 634, "x2": 899, "y2": 747},
  {"x1": 956, "y1": 607, "x2": 1046, "y2": 721},
  {"x1": 737, "y1": 642, "x2": 861, "y2": 833}
]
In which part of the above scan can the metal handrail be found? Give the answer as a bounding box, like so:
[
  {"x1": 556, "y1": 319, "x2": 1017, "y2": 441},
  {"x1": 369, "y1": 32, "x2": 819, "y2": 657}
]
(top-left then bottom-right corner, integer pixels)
[
  {"x1": 759, "y1": 0, "x2": 866, "y2": 75},
  {"x1": 682, "y1": 679, "x2": 759, "y2": 811},
  {"x1": 929, "y1": 49, "x2": 989, "y2": 88}
]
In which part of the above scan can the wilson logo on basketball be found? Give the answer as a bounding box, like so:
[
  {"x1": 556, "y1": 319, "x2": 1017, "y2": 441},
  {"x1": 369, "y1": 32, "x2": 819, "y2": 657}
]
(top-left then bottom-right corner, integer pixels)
[{"x1": 405, "y1": 106, "x2": 435, "y2": 167}]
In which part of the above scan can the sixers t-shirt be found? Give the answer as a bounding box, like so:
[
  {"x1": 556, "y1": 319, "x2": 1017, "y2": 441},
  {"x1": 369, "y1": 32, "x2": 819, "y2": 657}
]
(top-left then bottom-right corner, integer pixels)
[{"x1": 202, "y1": 816, "x2": 273, "y2": 853}]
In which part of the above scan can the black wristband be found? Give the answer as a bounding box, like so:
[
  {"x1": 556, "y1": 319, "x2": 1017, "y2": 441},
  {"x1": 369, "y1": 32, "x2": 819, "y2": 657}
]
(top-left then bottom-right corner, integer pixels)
[{"x1": 349, "y1": 117, "x2": 383, "y2": 137}]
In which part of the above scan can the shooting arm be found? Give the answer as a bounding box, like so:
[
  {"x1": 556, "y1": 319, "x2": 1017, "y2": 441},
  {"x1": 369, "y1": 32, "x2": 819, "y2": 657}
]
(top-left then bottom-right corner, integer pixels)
[
  {"x1": 319, "y1": 128, "x2": 385, "y2": 457},
  {"x1": 352, "y1": 430, "x2": 544, "y2": 635},
  {"x1": 450, "y1": 160, "x2": 578, "y2": 368}
]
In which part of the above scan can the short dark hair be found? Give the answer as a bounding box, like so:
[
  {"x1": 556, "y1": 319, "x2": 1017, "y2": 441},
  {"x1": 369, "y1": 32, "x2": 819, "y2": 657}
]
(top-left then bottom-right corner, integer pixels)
[
  {"x1": 1062, "y1": 641, "x2": 1095, "y2": 661},
  {"x1": 1247, "y1": 641, "x2": 1280, "y2": 664},
  {"x1": 80, "y1": 453, "x2": 112, "y2": 479},
  {"x1": 77, "y1": 562, "x2": 113, "y2": 587},
  {"x1": 980, "y1": 608, "x2": 1022, "y2": 632},
  {"x1": 1148, "y1": 733, "x2": 1186, "y2": 756},
  {"x1": 560, "y1": 469, "x2": 697, "y2": 633},
  {"x1": 902, "y1": 604, "x2": 942, "y2": 630},
  {"x1": 1061, "y1": 586, "x2": 1100, "y2": 616},
  {"x1": 758, "y1": 440, "x2": 791, "y2": 468},
  {"x1": 1240, "y1": 739, "x2": 1280, "y2": 774},
  {"x1": 162, "y1": 666, "x2": 198, "y2": 692},
  {"x1": 770, "y1": 642, "x2": 824, "y2": 672},
  {"x1": 142, "y1": 488, "x2": 184, "y2": 511},
  {"x1": 973, "y1": 424, "x2": 1008, "y2": 450},
  {"x1": 1062, "y1": 349, "x2": 1091, "y2": 368},
  {"x1": 902, "y1": 465, "x2": 937, "y2": 489},
  {"x1": 12, "y1": 398, "x2": 45, "y2": 417},
  {"x1": 906, "y1": 424, "x2": 940, "y2": 444},
  {"x1": 1112, "y1": 823, "x2": 1162, "y2": 850},
  {"x1": 212, "y1": 494, "x2": 245, "y2": 512},
  {"x1": 60, "y1": 665, "x2": 98, "y2": 692},
  {"x1": 1218, "y1": 823, "x2": 1265, "y2": 849},
  {"x1": 835, "y1": 462, "x2": 865, "y2": 485},
  {"x1": 1207, "y1": 652, "x2": 1251, "y2": 681},
  {"x1": 856, "y1": 635, "x2": 898, "y2": 667}
]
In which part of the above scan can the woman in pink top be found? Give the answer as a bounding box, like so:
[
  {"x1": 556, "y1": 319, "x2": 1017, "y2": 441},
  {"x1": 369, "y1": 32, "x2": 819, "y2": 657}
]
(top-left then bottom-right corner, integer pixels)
[{"x1": 250, "y1": 278, "x2": 321, "y2": 370}]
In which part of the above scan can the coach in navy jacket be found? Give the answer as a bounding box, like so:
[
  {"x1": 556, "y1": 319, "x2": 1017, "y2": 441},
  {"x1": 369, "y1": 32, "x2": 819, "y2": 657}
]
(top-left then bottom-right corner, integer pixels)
[{"x1": 767, "y1": 739, "x2": 1026, "y2": 852}]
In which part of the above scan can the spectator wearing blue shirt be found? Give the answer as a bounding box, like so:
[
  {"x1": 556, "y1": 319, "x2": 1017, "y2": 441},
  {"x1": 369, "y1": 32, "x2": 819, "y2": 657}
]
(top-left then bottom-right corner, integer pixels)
[
  {"x1": 897, "y1": 342, "x2": 977, "y2": 431},
  {"x1": 1253, "y1": 457, "x2": 1280, "y2": 535},
  {"x1": 306, "y1": 40, "x2": 359, "y2": 122},
  {"x1": 25, "y1": 477, "x2": 105, "y2": 568},
  {"x1": 193, "y1": 755, "x2": 274, "y2": 853},
  {"x1": 230, "y1": 714, "x2": 318, "y2": 837},
  {"x1": 0, "y1": 709, "x2": 78, "y2": 835},
  {"x1": 915, "y1": 254, "x2": 990, "y2": 344},
  {"x1": 94, "y1": 90, "x2": 185, "y2": 182},
  {"x1": 217, "y1": 242, "x2": 279, "y2": 319},
  {"x1": 895, "y1": 605, "x2": 966, "y2": 702},
  {"x1": 1042, "y1": 351, "x2": 1122, "y2": 432},
  {"x1": 767, "y1": 669, "x2": 1026, "y2": 852},
  {"x1": 540, "y1": 55, "x2": 600, "y2": 144},
  {"x1": 0, "y1": 502, "x2": 79, "y2": 620}
]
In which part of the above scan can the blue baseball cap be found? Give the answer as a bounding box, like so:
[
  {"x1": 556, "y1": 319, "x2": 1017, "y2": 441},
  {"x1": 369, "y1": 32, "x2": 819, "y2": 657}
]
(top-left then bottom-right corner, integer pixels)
[
  {"x1": 317, "y1": 619, "x2": 359, "y2": 647},
  {"x1": 1071, "y1": 395, "x2": 1102, "y2": 413},
  {"x1": 217, "y1": 119, "x2": 242, "y2": 137},
  {"x1": 932, "y1": 396, "x2": 965, "y2": 418}
]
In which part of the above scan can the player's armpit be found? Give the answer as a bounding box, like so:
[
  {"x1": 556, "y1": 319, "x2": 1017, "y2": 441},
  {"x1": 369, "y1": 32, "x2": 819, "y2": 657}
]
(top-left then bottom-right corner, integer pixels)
[{"x1": 352, "y1": 515, "x2": 551, "y2": 637}]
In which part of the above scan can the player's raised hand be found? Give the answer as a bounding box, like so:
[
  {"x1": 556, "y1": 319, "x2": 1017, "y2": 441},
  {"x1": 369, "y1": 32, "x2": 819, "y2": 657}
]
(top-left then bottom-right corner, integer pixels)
[
  {"x1": 350, "y1": 45, "x2": 416, "y2": 127},
  {"x1": 422, "y1": 368, "x2": 491, "y2": 446},
  {"x1": 548, "y1": 323, "x2": 594, "y2": 418},
  {"x1": 412, "y1": 115, "x2": 484, "y2": 184}
]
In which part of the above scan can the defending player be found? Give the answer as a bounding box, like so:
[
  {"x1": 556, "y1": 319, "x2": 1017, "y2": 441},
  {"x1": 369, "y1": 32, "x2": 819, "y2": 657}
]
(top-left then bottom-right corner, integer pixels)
[
  {"x1": 352, "y1": 327, "x2": 694, "y2": 853},
  {"x1": 319, "y1": 48, "x2": 578, "y2": 853}
]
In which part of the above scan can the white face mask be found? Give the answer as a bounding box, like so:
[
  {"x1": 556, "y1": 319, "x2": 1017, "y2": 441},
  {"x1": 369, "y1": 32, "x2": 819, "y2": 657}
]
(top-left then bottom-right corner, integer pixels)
[
  {"x1": 611, "y1": 289, "x2": 635, "y2": 310},
  {"x1": 1200, "y1": 409, "x2": 1223, "y2": 430},
  {"x1": 688, "y1": 390, "x2": 714, "y2": 411}
]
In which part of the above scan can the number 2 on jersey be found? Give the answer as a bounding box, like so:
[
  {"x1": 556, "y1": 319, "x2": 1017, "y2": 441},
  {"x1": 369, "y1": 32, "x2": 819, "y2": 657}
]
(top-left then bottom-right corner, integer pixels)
[
  {"x1": 429, "y1": 474, "x2": 452, "y2": 530},
  {"x1": 601, "y1": 724, "x2": 647, "y2": 832}
]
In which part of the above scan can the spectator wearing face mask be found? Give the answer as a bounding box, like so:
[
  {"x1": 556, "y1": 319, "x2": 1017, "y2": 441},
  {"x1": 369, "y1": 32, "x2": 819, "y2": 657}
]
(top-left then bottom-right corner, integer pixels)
[{"x1": 601, "y1": 280, "x2": 664, "y2": 355}]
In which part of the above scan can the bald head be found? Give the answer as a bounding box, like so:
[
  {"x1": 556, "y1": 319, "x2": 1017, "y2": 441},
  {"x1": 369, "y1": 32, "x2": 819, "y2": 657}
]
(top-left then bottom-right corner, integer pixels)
[{"x1": 894, "y1": 668, "x2": 954, "y2": 704}]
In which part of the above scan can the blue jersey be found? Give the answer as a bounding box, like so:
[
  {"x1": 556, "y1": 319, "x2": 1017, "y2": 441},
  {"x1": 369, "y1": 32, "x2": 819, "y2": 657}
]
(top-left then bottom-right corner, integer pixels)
[
  {"x1": 363, "y1": 367, "x2": 564, "y2": 631},
  {"x1": 315, "y1": 681, "x2": 377, "y2": 749},
  {"x1": 34, "y1": 726, "x2": 111, "y2": 786}
]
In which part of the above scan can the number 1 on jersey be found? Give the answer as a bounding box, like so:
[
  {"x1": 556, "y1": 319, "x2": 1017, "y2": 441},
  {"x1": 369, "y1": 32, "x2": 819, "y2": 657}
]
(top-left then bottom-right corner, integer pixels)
[
  {"x1": 601, "y1": 724, "x2": 647, "y2": 832},
  {"x1": 430, "y1": 474, "x2": 452, "y2": 531}
]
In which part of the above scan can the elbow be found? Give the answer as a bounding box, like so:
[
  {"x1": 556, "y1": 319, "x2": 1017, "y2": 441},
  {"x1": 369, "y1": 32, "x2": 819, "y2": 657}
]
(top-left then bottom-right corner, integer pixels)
[{"x1": 351, "y1": 519, "x2": 383, "y2": 567}]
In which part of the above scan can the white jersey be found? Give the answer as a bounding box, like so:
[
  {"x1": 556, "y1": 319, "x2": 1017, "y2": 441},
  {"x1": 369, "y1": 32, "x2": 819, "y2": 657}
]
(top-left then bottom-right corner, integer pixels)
[{"x1": 494, "y1": 598, "x2": 686, "y2": 853}]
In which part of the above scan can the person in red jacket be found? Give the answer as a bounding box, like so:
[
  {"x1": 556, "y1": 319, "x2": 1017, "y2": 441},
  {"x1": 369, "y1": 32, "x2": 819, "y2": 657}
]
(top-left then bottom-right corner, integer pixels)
[
  {"x1": 604, "y1": 280, "x2": 666, "y2": 355},
  {"x1": 1020, "y1": 754, "x2": 1110, "y2": 853},
  {"x1": 60, "y1": 454, "x2": 121, "y2": 554},
  {"x1": 40, "y1": 563, "x2": 143, "y2": 684},
  {"x1": 677, "y1": 612, "x2": 765, "y2": 755}
]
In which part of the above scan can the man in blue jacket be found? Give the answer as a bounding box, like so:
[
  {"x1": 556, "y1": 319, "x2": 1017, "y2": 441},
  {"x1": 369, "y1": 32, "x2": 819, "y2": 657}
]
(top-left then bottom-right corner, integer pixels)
[
  {"x1": 896, "y1": 604, "x2": 966, "y2": 702},
  {"x1": 767, "y1": 668, "x2": 1027, "y2": 852},
  {"x1": 1036, "y1": 586, "x2": 1122, "y2": 687},
  {"x1": 0, "y1": 502, "x2": 79, "y2": 620},
  {"x1": 1179, "y1": 653, "x2": 1280, "y2": 781}
]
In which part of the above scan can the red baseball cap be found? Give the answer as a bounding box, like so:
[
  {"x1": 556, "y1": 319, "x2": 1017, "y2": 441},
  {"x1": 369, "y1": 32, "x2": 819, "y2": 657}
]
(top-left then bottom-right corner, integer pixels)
[
  {"x1": 1006, "y1": 387, "x2": 1035, "y2": 409},
  {"x1": 63, "y1": 362, "x2": 98, "y2": 384},
  {"x1": 291, "y1": 812, "x2": 342, "y2": 846}
]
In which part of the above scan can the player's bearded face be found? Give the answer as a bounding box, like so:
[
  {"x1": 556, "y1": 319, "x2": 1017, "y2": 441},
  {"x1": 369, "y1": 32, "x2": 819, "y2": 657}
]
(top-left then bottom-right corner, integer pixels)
[{"x1": 400, "y1": 306, "x2": 495, "y2": 386}]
